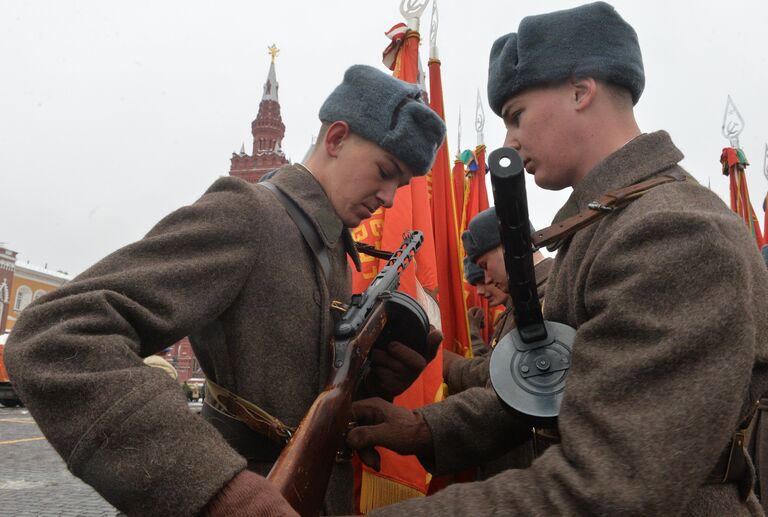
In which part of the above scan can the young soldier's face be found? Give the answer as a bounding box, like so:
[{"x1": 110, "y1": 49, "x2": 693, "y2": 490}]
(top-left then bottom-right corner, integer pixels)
[
  {"x1": 327, "y1": 134, "x2": 414, "y2": 227},
  {"x1": 476, "y1": 246, "x2": 507, "y2": 293},
  {"x1": 476, "y1": 280, "x2": 508, "y2": 306},
  {"x1": 500, "y1": 84, "x2": 581, "y2": 190}
]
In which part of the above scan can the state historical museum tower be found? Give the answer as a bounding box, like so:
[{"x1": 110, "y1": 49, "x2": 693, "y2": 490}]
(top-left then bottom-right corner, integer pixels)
[{"x1": 229, "y1": 45, "x2": 290, "y2": 183}]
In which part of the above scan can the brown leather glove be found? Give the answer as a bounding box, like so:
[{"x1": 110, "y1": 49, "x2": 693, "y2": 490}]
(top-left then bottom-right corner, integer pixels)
[
  {"x1": 363, "y1": 327, "x2": 442, "y2": 401},
  {"x1": 202, "y1": 470, "x2": 299, "y2": 517},
  {"x1": 346, "y1": 397, "x2": 434, "y2": 471}
]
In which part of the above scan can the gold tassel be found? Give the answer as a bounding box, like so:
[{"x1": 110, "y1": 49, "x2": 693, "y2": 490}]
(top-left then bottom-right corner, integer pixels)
[
  {"x1": 360, "y1": 470, "x2": 425, "y2": 513},
  {"x1": 437, "y1": 382, "x2": 448, "y2": 402}
]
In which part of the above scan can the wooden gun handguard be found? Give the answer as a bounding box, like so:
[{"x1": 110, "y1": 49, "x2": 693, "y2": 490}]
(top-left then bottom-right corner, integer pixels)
[{"x1": 267, "y1": 304, "x2": 387, "y2": 516}]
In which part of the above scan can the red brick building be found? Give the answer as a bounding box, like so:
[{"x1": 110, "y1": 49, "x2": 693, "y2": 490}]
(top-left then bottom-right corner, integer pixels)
[
  {"x1": 158, "y1": 338, "x2": 200, "y2": 384},
  {"x1": 229, "y1": 45, "x2": 290, "y2": 183}
]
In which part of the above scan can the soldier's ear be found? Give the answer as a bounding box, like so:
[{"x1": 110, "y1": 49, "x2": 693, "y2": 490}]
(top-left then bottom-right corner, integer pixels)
[
  {"x1": 570, "y1": 77, "x2": 597, "y2": 112},
  {"x1": 324, "y1": 121, "x2": 352, "y2": 158}
]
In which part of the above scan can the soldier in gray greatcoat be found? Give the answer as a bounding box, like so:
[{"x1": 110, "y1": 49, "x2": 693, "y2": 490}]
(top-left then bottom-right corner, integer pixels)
[
  {"x1": 346, "y1": 3, "x2": 768, "y2": 516},
  {"x1": 4, "y1": 65, "x2": 446, "y2": 517}
]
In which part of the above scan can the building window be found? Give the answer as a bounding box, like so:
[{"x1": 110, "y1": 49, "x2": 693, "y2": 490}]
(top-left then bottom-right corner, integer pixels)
[
  {"x1": 0, "y1": 279, "x2": 9, "y2": 304},
  {"x1": 14, "y1": 286, "x2": 32, "y2": 311},
  {"x1": 33, "y1": 289, "x2": 47, "y2": 301}
]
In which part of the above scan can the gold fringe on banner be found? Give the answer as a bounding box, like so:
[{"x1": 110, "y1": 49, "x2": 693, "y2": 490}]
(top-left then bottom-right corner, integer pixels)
[{"x1": 360, "y1": 470, "x2": 426, "y2": 513}]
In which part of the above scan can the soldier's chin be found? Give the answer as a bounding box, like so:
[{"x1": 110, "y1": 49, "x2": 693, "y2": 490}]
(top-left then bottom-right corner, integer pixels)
[{"x1": 345, "y1": 210, "x2": 367, "y2": 228}]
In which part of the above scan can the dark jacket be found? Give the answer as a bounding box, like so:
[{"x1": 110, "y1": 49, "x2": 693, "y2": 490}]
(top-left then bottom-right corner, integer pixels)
[
  {"x1": 5, "y1": 165, "x2": 355, "y2": 516},
  {"x1": 371, "y1": 131, "x2": 768, "y2": 516}
]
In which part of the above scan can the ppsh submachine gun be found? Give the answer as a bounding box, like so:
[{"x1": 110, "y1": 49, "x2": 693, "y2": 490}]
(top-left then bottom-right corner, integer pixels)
[
  {"x1": 487, "y1": 147, "x2": 576, "y2": 423},
  {"x1": 267, "y1": 231, "x2": 430, "y2": 517}
]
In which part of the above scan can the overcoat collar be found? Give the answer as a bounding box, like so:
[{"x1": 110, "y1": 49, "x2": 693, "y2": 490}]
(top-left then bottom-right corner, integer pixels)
[
  {"x1": 267, "y1": 165, "x2": 361, "y2": 269},
  {"x1": 552, "y1": 130, "x2": 685, "y2": 225}
]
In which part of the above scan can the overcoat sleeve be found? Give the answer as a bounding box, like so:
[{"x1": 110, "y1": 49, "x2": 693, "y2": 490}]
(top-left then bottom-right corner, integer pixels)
[
  {"x1": 371, "y1": 208, "x2": 762, "y2": 516},
  {"x1": 418, "y1": 386, "x2": 530, "y2": 475},
  {"x1": 5, "y1": 177, "x2": 268, "y2": 517},
  {"x1": 442, "y1": 355, "x2": 491, "y2": 395}
]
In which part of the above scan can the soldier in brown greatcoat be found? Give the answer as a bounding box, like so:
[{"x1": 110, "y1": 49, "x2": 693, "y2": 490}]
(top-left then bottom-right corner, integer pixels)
[
  {"x1": 463, "y1": 257, "x2": 496, "y2": 357},
  {"x1": 443, "y1": 209, "x2": 553, "y2": 395},
  {"x1": 4, "y1": 65, "x2": 446, "y2": 517},
  {"x1": 346, "y1": 3, "x2": 768, "y2": 516}
]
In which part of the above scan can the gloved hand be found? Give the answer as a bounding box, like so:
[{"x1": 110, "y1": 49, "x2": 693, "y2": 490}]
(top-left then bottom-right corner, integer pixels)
[
  {"x1": 346, "y1": 397, "x2": 434, "y2": 471},
  {"x1": 467, "y1": 306, "x2": 485, "y2": 331},
  {"x1": 203, "y1": 469, "x2": 298, "y2": 517},
  {"x1": 363, "y1": 327, "x2": 442, "y2": 401}
]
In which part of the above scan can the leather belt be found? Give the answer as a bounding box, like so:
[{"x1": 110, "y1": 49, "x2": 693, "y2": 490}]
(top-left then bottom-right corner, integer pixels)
[
  {"x1": 204, "y1": 379, "x2": 295, "y2": 446},
  {"x1": 202, "y1": 401, "x2": 284, "y2": 463},
  {"x1": 704, "y1": 400, "x2": 761, "y2": 500}
]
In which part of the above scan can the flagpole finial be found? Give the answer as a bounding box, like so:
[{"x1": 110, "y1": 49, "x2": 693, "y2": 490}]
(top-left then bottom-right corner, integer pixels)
[
  {"x1": 763, "y1": 143, "x2": 768, "y2": 182},
  {"x1": 400, "y1": 0, "x2": 430, "y2": 31},
  {"x1": 722, "y1": 94, "x2": 745, "y2": 148},
  {"x1": 457, "y1": 107, "x2": 462, "y2": 153},
  {"x1": 429, "y1": 0, "x2": 439, "y2": 60},
  {"x1": 475, "y1": 89, "x2": 485, "y2": 146}
]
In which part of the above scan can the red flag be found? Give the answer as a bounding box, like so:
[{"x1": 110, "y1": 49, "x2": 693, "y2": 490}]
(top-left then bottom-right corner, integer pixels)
[
  {"x1": 461, "y1": 146, "x2": 494, "y2": 343},
  {"x1": 427, "y1": 56, "x2": 471, "y2": 356},
  {"x1": 721, "y1": 147, "x2": 764, "y2": 248},
  {"x1": 353, "y1": 27, "x2": 443, "y2": 512},
  {"x1": 452, "y1": 159, "x2": 466, "y2": 226}
]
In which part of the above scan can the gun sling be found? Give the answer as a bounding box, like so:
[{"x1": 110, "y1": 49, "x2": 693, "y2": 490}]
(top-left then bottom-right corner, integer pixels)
[
  {"x1": 202, "y1": 379, "x2": 295, "y2": 463},
  {"x1": 522, "y1": 169, "x2": 760, "y2": 494},
  {"x1": 199, "y1": 181, "x2": 331, "y2": 462},
  {"x1": 200, "y1": 181, "x2": 391, "y2": 462},
  {"x1": 704, "y1": 400, "x2": 762, "y2": 499},
  {"x1": 531, "y1": 170, "x2": 687, "y2": 251},
  {"x1": 261, "y1": 181, "x2": 334, "y2": 281}
]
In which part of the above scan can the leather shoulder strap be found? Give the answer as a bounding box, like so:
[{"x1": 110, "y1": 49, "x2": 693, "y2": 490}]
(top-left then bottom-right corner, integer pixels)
[
  {"x1": 532, "y1": 170, "x2": 687, "y2": 251},
  {"x1": 261, "y1": 181, "x2": 332, "y2": 283}
]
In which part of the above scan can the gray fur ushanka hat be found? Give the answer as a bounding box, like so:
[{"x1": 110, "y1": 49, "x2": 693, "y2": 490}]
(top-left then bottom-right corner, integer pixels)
[
  {"x1": 462, "y1": 207, "x2": 501, "y2": 263},
  {"x1": 462, "y1": 207, "x2": 536, "y2": 262},
  {"x1": 463, "y1": 256, "x2": 485, "y2": 285},
  {"x1": 319, "y1": 64, "x2": 446, "y2": 175},
  {"x1": 487, "y1": 1, "x2": 645, "y2": 116}
]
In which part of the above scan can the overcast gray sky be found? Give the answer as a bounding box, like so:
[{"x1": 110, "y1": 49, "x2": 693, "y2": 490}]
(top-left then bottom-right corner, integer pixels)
[{"x1": 2, "y1": 0, "x2": 767, "y2": 276}]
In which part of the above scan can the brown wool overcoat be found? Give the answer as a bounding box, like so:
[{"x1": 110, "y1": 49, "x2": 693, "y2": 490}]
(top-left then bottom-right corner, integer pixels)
[
  {"x1": 429, "y1": 257, "x2": 556, "y2": 480},
  {"x1": 5, "y1": 165, "x2": 356, "y2": 516},
  {"x1": 443, "y1": 257, "x2": 553, "y2": 395},
  {"x1": 371, "y1": 131, "x2": 768, "y2": 516}
]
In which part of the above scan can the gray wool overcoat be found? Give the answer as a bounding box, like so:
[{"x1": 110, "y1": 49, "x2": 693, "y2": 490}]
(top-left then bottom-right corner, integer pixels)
[{"x1": 371, "y1": 131, "x2": 768, "y2": 516}]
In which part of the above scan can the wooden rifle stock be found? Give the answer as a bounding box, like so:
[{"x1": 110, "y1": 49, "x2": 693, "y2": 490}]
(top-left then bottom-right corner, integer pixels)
[
  {"x1": 267, "y1": 231, "x2": 427, "y2": 516},
  {"x1": 267, "y1": 306, "x2": 387, "y2": 516}
]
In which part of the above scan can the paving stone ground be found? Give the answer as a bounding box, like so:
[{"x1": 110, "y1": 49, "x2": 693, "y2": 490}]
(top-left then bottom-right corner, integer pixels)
[{"x1": 0, "y1": 402, "x2": 204, "y2": 516}]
